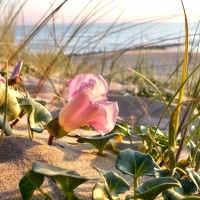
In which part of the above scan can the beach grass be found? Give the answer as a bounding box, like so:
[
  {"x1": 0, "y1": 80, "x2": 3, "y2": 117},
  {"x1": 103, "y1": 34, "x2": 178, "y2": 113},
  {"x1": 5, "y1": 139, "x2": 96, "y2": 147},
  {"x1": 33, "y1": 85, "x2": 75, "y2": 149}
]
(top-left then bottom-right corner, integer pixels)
[{"x1": 0, "y1": 0, "x2": 200, "y2": 199}]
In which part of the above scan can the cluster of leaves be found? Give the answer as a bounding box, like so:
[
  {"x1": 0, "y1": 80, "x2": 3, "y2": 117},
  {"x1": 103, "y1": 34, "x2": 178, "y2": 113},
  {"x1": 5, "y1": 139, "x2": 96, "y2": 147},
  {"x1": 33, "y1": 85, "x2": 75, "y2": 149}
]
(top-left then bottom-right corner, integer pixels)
[
  {"x1": 0, "y1": 70, "x2": 52, "y2": 139},
  {"x1": 19, "y1": 149, "x2": 200, "y2": 199},
  {"x1": 19, "y1": 161, "x2": 100, "y2": 200},
  {"x1": 135, "y1": 125, "x2": 200, "y2": 173}
]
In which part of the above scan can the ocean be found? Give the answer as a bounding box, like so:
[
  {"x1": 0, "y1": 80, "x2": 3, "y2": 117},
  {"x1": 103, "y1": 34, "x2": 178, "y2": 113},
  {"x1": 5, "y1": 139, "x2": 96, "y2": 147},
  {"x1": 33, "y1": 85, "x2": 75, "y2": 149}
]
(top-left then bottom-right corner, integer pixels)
[{"x1": 15, "y1": 22, "x2": 200, "y2": 54}]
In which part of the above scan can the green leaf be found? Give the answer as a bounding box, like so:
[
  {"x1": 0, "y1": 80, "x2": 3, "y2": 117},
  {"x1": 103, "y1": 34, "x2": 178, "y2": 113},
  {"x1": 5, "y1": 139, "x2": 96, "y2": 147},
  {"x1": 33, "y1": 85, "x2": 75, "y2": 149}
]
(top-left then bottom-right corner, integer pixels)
[
  {"x1": 115, "y1": 149, "x2": 160, "y2": 178},
  {"x1": 0, "y1": 83, "x2": 21, "y2": 121},
  {"x1": 175, "y1": 178, "x2": 198, "y2": 196},
  {"x1": 154, "y1": 168, "x2": 180, "y2": 179},
  {"x1": 94, "y1": 167, "x2": 130, "y2": 199},
  {"x1": 35, "y1": 100, "x2": 47, "y2": 106},
  {"x1": 92, "y1": 182, "x2": 109, "y2": 200},
  {"x1": 139, "y1": 125, "x2": 168, "y2": 147},
  {"x1": 185, "y1": 167, "x2": 200, "y2": 188},
  {"x1": 162, "y1": 189, "x2": 184, "y2": 200},
  {"x1": 19, "y1": 170, "x2": 44, "y2": 200},
  {"x1": 77, "y1": 133, "x2": 122, "y2": 155},
  {"x1": 0, "y1": 116, "x2": 12, "y2": 136},
  {"x1": 126, "y1": 177, "x2": 181, "y2": 200},
  {"x1": 18, "y1": 98, "x2": 52, "y2": 132},
  {"x1": 32, "y1": 162, "x2": 100, "y2": 197}
]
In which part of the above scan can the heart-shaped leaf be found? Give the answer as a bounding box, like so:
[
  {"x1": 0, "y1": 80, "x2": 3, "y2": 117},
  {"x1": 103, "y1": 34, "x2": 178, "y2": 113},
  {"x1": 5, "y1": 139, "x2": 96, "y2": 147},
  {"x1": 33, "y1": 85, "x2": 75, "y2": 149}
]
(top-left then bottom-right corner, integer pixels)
[
  {"x1": 115, "y1": 149, "x2": 160, "y2": 178},
  {"x1": 154, "y1": 168, "x2": 180, "y2": 178},
  {"x1": 162, "y1": 189, "x2": 184, "y2": 200},
  {"x1": 0, "y1": 116, "x2": 12, "y2": 136},
  {"x1": 92, "y1": 182, "x2": 109, "y2": 200},
  {"x1": 0, "y1": 83, "x2": 21, "y2": 121},
  {"x1": 185, "y1": 167, "x2": 200, "y2": 188},
  {"x1": 175, "y1": 178, "x2": 198, "y2": 196},
  {"x1": 18, "y1": 98, "x2": 52, "y2": 132},
  {"x1": 126, "y1": 177, "x2": 181, "y2": 200},
  {"x1": 32, "y1": 162, "x2": 100, "y2": 198},
  {"x1": 94, "y1": 166, "x2": 130, "y2": 199},
  {"x1": 19, "y1": 170, "x2": 44, "y2": 200},
  {"x1": 77, "y1": 133, "x2": 122, "y2": 155}
]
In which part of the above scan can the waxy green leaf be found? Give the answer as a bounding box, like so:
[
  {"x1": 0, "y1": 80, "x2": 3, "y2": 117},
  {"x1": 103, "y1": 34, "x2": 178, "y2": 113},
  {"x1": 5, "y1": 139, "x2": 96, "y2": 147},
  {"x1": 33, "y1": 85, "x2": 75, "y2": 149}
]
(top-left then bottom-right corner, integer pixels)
[
  {"x1": 185, "y1": 167, "x2": 200, "y2": 188},
  {"x1": 126, "y1": 177, "x2": 181, "y2": 200},
  {"x1": 0, "y1": 116, "x2": 12, "y2": 136},
  {"x1": 0, "y1": 83, "x2": 21, "y2": 121},
  {"x1": 162, "y1": 189, "x2": 184, "y2": 200},
  {"x1": 77, "y1": 133, "x2": 122, "y2": 155},
  {"x1": 18, "y1": 98, "x2": 52, "y2": 132},
  {"x1": 115, "y1": 149, "x2": 160, "y2": 178},
  {"x1": 19, "y1": 170, "x2": 44, "y2": 200},
  {"x1": 94, "y1": 166, "x2": 130, "y2": 199},
  {"x1": 154, "y1": 168, "x2": 180, "y2": 179},
  {"x1": 32, "y1": 162, "x2": 100, "y2": 198},
  {"x1": 175, "y1": 178, "x2": 198, "y2": 196},
  {"x1": 92, "y1": 182, "x2": 109, "y2": 200}
]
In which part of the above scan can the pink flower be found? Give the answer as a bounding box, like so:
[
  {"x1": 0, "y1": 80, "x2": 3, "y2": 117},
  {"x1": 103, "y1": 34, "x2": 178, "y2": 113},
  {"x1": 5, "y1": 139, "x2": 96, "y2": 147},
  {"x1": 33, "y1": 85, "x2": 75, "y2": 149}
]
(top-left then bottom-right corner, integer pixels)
[
  {"x1": 58, "y1": 74, "x2": 119, "y2": 134},
  {"x1": 10, "y1": 60, "x2": 23, "y2": 79}
]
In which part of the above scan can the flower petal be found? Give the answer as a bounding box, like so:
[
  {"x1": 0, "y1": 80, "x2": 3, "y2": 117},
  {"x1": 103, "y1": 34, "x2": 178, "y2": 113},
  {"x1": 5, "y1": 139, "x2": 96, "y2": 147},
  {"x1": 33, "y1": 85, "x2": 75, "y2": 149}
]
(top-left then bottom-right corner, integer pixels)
[
  {"x1": 63, "y1": 103, "x2": 108, "y2": 133},
  {"x1": 68, "y1": 74, "x2": 108, "y2": 102},
  {"x1": 59, "y1": 88, "x2": 93, "y2": 132},
  {"x1": 10, "y1": 60, "x2": 23, "y2": 79},
  {"x1": 87, "y1": 101, "x2": 119, "y2": 134}
]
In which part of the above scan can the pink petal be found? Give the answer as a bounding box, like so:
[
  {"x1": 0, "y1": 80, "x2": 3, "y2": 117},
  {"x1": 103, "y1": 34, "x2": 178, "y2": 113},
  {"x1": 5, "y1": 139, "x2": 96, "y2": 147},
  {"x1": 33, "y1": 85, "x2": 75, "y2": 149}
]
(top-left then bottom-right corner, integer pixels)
[
  {"x1": 68, "y1": 74, "x2": 108, "y2": 102},
  {"x1": 0, "y1": 75, "x2": 6, "y2": 84},
  {"x1": 10, "y1": 60, "x2": 23, "y2": 79},
  {"x1": 87, "y1": 101, "x2": 119, "y2": 134},
  {"x1": 58, "y1": 88, "x2": 93, "y2": 132},
  {"x1": 63, "y1": 103, "x2": 108, "y2": 133}
]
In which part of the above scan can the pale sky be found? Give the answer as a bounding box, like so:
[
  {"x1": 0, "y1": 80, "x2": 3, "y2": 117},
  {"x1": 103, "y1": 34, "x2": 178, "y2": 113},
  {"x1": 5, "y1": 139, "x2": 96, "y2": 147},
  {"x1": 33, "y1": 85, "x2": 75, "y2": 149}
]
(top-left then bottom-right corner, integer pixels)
[{"x1": 14, "y1": 0, "x2": 200, "y2": 25}]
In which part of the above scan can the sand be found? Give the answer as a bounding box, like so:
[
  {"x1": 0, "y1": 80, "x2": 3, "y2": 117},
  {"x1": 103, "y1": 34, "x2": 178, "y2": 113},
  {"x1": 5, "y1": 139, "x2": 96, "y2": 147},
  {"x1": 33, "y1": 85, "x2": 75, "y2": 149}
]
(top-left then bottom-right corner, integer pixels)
[{"x1": 0, "y1": 49, "x2": 199, "y2": 199}]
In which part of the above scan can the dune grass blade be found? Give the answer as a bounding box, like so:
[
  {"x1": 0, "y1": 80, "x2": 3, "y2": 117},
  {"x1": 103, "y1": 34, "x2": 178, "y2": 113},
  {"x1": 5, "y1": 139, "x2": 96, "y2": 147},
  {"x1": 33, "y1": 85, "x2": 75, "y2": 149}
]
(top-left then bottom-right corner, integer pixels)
[
  {"x1": 128, "y1": 68, "x2": 170, "y2": 115},
  {"x1": 168, "y1": 0, "x2": 188, "y2": 170},
  {"x1": 8, "y1": 0, "x2": 68, "y2": 65}
]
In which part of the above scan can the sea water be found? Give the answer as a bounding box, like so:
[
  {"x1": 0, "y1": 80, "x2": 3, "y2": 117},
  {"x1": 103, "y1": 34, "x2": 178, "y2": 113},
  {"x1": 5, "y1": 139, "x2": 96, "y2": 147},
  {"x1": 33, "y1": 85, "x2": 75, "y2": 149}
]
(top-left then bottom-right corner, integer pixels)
[{"x1": 15, "y1": 22, "x2": 200, "y2": 54}]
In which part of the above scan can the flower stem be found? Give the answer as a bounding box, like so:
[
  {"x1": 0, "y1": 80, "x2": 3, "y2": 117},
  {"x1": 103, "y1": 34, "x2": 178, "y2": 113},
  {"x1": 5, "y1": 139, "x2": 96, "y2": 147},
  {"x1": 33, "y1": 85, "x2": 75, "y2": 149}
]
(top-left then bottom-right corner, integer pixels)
[
  {"x1": 48, "y1": 135, "x2": 54, "y2": 145},
  {"x1": 134, "y1": 177, "x2": 138, "y2": 199},
  {"x1": 38, "y1": 188, "x2": 53, "y2": 200}
]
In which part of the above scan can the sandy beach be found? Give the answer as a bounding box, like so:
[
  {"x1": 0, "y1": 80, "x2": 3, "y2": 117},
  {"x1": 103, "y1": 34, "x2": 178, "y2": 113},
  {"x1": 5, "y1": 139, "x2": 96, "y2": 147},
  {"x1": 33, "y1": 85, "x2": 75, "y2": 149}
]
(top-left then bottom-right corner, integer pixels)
[{"x1": 0, "y1": 49, "x2": 199, "y2": 199}]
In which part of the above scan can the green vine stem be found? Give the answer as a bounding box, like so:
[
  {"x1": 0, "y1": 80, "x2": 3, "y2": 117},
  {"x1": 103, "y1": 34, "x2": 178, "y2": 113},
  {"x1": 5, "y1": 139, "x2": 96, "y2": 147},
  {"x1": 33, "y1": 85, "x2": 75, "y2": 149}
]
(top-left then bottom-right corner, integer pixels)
[
  {"x1": 38, "y1": 188, "x2": 54, "y2": 200},
  {"x1": 134, "y1": 177, "x2": 138, "y2": 199}
]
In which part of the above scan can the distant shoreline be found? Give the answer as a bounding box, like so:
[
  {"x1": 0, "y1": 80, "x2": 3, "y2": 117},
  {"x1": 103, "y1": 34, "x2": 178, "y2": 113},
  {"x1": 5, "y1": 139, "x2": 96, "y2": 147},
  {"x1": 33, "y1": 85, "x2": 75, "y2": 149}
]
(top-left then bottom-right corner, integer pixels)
[{"x1": 73, "y1": 42, "x2": 185, "y2": 56}]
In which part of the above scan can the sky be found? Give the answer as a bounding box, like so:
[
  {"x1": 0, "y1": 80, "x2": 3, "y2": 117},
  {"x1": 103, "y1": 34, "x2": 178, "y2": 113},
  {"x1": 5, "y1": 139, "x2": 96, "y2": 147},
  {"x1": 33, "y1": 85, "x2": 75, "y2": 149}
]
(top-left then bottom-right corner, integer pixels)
[{"x1": 12, "y1": 0, "x2": 200, "y2": 25}]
